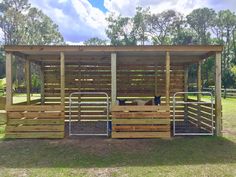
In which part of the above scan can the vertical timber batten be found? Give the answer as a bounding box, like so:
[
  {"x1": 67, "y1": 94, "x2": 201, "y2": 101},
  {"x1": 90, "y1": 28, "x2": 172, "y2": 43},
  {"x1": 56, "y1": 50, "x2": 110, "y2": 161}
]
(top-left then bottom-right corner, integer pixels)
[
  {"x1": 111, "y1": 53, "x2": 117, "y2": 105},
  {"x1": 6, "y1": 52, "x2": 13, "y2": 106},
  {"x1": 165, "y1": 52, "x2": 170, "y2": 105},
  {"x1": 215, "y1": 52, "x2": 222, "y2": 136},
  {"x1": 25, "y1": 59, "x2": 31, "y2": 104},
  {"x1": 60, "y1": 52, "x2": 65, "y2": 106}
]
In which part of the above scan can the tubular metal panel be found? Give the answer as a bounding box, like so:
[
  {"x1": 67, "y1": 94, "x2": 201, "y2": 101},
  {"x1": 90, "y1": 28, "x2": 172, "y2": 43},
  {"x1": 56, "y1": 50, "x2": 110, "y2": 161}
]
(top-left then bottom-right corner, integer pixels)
[
  {"x1": 173, "y1": 92, "x2": 214, "y2": 136},
  {"x1": 69, "y1": 92, "x2": 109, "y2": 136}
]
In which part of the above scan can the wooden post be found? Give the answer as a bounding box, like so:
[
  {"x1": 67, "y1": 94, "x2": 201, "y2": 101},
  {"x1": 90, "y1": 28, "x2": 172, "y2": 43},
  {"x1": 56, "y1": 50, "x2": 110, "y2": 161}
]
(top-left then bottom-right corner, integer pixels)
[
  {"x1": 197, "y1": 61, "x2": 202, "y2": 128},
  {"x1": 111, "y1": 53, "x2": 117, "y2": 106},
  {"x1": 6, "y1": 52, "x2": 13, "y2": 106},
  {"x1": 165, "y1": 52, "x2": 170, "y2": 105},
  {"x1": 215, "y1": 52, "x2": 222, "y2": 136},
  {"x1": 60, "y1": 52, "x2": 65, "y2": 106},
  {"x1": 40, "y1": 62, "x2": 45, "y2": 104},
  {"x1": 155, "y1": 63, "x2": 158, "y2": 96},
  {"x1": 184, "y1": 65, "x2": 189, "y2": 121},
  {"x1": 25, "y1": 59, "x2": 31, "y2": 104},
  {"x1": 197, "y1": 61, "x2": 202, "y2": 101}
]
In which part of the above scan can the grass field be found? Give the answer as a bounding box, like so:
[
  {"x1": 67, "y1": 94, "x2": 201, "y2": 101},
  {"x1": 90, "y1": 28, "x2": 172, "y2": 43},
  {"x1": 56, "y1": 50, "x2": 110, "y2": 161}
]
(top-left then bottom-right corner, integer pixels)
[{"x1": 0, "y1": 96, "x2": 235, "y2": 177}]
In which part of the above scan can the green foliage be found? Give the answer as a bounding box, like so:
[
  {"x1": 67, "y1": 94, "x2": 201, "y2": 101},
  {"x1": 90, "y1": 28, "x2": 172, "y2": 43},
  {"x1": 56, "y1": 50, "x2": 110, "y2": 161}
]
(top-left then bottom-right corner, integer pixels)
[
  {"x1": 31, "y1": 73, "x2": 41, "y2": 89},
  {"x1": 84, "y1": 37, "x2": 107, "y2": 45},
  {"x1": 0, "y1": 0, "x2": 64, "y2": 45}
]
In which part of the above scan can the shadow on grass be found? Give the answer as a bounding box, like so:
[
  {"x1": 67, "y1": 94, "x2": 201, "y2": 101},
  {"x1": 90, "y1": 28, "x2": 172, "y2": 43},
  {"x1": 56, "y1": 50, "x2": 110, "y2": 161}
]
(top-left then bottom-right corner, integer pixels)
[{"x1": 0, "y1": 136, "x2": 235, "y2": 168}]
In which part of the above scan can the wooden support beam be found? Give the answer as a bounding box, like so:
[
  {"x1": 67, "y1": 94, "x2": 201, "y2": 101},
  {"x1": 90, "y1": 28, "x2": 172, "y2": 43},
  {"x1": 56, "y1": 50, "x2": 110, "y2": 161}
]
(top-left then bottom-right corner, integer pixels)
[
  {"x1": 197, "y1": 61, "x2": 202, "y2": 128},
  {"x1": 165, "y1": 52, "x2": 170, "y2": 105},
  {"x1": 155, "y1": 63, "x2": 158, "y2": 95},
  {"x1": 197, "y1": 61, "x2": 202, "y2": 101},
  {"x1": 60, "y1": 52, "x2": 65, "y2": 106},
  {"x1": 215, "y1": 52, "x2": 222, "y2": 136},
  {"x1": 111, "y1": 53, "x2": 117, "y2": 105},
  {"x1": 184, "y1": 65, "x2": 189, "y2": 121},
  {"x1": 40, "y1": 63, "x2": 45, "y2": 104},
  {"x1": 6, "y1": 52, "x2": 13, "y2": 106},
  {"x1": 25, "y1": 59, "x2": 31, "y2": 104}
]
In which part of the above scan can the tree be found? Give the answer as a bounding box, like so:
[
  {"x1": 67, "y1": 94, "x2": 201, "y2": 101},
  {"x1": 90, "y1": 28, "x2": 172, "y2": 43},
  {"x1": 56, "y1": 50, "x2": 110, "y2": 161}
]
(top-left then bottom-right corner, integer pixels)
[
  {"x1": 186, "y1": 8, "x2": 216, "y2": 44},
  {"x1": 84, "y1": 37, "x2": 107, "y2": 45},
  {"x1": 0, "y1": 0, "x2": 64, "y2": 45},
  {"x1": 106, "y1": 13, "x2": 136, "y2": 45},
  {"x1": 148, "y1": 10, "x2": 181, "y2": 45},
  {"x1": 132, "y1": 7, "x2": 150, "y2": 45}
]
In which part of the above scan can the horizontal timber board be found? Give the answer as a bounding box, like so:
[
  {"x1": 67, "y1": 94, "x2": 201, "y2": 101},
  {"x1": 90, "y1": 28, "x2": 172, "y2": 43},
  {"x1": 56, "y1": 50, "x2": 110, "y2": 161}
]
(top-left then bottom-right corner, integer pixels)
[
  {"x1": 8, "y1": 119, "x2": 64, "y2": 125},
  {"x1": 112, "y1": 106, "x2": 170, "y2": 112},
  {"x1": 7, "y1": 112, "x2": 64, "y2": 119},
  {"x1": 112, "y1": 125, "x2": 170, "y2": 132},
  {"x1": 112, "y1": 132, "x2": 170, "y2": 138},
  {"x1": 112, "y1": 112, "x2": 170, "y2": 118},
  {"x1": 6, "y1": 105, "x2": 63, "y2": 111},
  {"x1": 112, "y1": 118, "x2": 170, "y2": 125},
  {"x1": 6, "y1": 125, "x2": 64, "y2": 132},
  {"x1": 5, "y1": 132, "x2": 64, "y2": 139}
]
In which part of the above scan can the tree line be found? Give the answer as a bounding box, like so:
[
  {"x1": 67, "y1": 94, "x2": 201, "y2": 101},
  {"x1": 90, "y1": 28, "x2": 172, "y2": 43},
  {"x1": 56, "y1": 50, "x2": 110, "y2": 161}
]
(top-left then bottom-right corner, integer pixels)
[
  {"x1": 0, "y1": 1, "x2": 235, "y2": 90},
  {"x1": 85, "y1": 7, "x2": 236, "y2": 89}
]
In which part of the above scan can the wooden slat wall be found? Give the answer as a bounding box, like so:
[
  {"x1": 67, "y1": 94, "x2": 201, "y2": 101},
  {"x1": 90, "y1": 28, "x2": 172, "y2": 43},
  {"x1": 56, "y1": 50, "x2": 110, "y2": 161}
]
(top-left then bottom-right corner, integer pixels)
[
  {"x1": 111, "y1": 105, "x2": 170, "y2": 138},
  {"x1": 187, "y1": 98, "x2": 216, "y2": 132},
  {"x1": 5, "y1": 105, "x2": 64, "y2": 138},
  {"x1": 43, "y1": 61, "x2": 185, "y2": 121}
]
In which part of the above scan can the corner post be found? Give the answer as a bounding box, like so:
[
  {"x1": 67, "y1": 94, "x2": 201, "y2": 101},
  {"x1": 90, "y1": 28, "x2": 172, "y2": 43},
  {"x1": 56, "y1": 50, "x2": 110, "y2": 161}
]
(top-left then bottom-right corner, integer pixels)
[
  {"x1": 25, "y1": 59, "x2": 31, "y2": 104},
  {"x1": 215, "y1": 52, "x2": 222, "y2": 136},
  {"x1": 60, "y1": 52, "x2": 65, "y2": 107},
  {"x1": 165, "y1": 51, "x2": 170, "y2": 105},
  {"x1": 111, "y1": 53, "x2": 117, "y2": 106},
  {"x1": 6, "y1": 52, "x2": 13, "y2": 106}
]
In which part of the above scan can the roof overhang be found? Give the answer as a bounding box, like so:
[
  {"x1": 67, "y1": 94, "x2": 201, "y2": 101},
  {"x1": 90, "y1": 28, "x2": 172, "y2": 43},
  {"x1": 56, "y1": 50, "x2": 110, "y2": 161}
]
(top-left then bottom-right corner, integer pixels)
[{"x1": 4, "y1": 45, "x2": 223, "y2": 65}]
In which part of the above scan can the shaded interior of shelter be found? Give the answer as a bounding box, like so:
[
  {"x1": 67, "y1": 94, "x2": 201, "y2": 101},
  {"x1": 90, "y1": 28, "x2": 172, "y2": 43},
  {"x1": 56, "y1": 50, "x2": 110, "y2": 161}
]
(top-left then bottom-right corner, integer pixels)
[{"x1": 4, "y1": 45, "x2": 222, "y2": 138}]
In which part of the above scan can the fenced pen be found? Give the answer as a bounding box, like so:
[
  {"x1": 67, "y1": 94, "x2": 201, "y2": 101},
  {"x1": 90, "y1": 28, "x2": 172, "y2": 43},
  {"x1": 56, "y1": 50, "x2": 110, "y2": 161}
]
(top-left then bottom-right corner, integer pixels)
[{"x1": 4, "y1": 45, "x2": 223, "y2": 138}]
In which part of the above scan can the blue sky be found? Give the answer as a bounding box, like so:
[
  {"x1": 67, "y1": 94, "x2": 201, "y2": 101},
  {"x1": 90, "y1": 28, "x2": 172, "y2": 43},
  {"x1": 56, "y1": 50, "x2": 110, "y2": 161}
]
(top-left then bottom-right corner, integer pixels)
[{"x1": 29, "y1": 0, "x2": 236, "y2": 44}]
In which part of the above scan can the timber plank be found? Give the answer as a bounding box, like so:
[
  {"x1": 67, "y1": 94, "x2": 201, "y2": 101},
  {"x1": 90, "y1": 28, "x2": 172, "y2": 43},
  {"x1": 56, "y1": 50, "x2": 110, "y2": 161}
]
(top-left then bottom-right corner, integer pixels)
[
  {"x1": 112, "y1": 132, "x2": 170, "y2": 138},
  {"x1": 8, "y1": 119, "x2": 64, "y2": 125},
  {"x1": 5, "y1": 132, "x2": 64, "y2": 139},
  {"x1": 112, "y1": 118, "x2": 170, "y2": 125},
  {"x1": 6, "y1": 125, "x2": 64, "y2": 132},
  {"x1": 112, "y1": 112, "x2": 170, "y2": 118}
]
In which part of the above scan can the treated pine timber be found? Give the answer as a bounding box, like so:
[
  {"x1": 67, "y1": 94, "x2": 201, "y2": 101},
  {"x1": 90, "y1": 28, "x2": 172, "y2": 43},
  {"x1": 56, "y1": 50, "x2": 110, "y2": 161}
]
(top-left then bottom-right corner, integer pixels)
[
  {"x1": 112, "y1": 105, "x2": 169, "y2": 112},
  {"x1": 165, "y1": 51, "x2": 170, "y2": 105},
  {"x1": 25, "y1": 59, "x2": 31, "y2": 104},
  {"x1": 6, "y1": 105, "x2": 63, "y2": 111},
  {"x1": 112, "y1": 125, "x2": 170, "y2": 132},
  {"x1": 112, "y1": 118, "x2": 170, "y2": 125},
  {"x1": 6, "y1": 52, "x2": 13, "y2": 106},
  {"x1": 215, "y1": 52, "x2": 222, "y2": 136},
  {"x1": 111, "y1": 53, "x2": 117, "y2": 105},
  {"x1": 112, "y1": 132, "x2": 170, "y2": 138},
  {"x1": 5, "y1": 132, "x2": 64, "y2": 139},
  {"x1": 184, "y1": 65, "x2": 189, "y2": 121},
  {"x1": 40, "y1": 62, "x2": 45, "y2": 104},
  {"x1": 6, "y1": 125, "x2": 64, "y2": 132},
  {"x1": 4, "y1": 45, "x2": 224, "y2": 53},
  {"x1": 7, "y1": 111, "x2": 64, "y2": 119},
  {"x1": 112, "y1": 112, "x2": 170, "y2": 118},
  {"x1": 8, "y1": 119, "x2": 64, "y2": 125},
  {"x1": 60, "y1": 52, "x2": 65, "y2": 106}
]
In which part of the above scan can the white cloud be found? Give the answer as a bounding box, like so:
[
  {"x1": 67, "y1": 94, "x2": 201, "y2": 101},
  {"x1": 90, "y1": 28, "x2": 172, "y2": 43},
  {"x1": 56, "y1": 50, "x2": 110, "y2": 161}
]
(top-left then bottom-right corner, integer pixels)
[{"x1": 29, "y1": 0, "x2": 236, "y2": 43}]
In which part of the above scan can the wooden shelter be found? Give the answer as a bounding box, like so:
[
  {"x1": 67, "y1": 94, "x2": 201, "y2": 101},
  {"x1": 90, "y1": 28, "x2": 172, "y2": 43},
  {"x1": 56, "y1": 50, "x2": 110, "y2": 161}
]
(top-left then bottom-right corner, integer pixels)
[{"x1": 4, "y1": 45, "x2": 223, "y2": 138}]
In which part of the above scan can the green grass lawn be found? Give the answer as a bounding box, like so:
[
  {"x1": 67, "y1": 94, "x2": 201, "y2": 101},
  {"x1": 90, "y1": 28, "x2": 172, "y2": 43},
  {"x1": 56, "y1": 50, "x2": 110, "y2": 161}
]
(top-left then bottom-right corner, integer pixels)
[{"x1": 0, "y1": 97, "x2": 235, "y2": 177}]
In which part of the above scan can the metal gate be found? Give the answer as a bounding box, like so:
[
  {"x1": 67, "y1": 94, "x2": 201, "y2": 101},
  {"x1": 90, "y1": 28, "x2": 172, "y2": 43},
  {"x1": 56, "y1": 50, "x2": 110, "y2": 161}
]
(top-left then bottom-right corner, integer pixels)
[
  {"x1": 68, "y1": 92, "x2": 109, "y2": 136},
  {"x1": 173, "y1": 92, "x2": 214, "y2": 136}
]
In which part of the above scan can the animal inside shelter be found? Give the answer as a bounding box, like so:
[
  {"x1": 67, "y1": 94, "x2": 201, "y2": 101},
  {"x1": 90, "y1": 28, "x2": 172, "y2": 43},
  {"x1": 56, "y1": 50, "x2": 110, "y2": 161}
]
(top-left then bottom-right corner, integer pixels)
[{"x1": 4, "y1": 45, "x2": 223, "y2": 138}]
